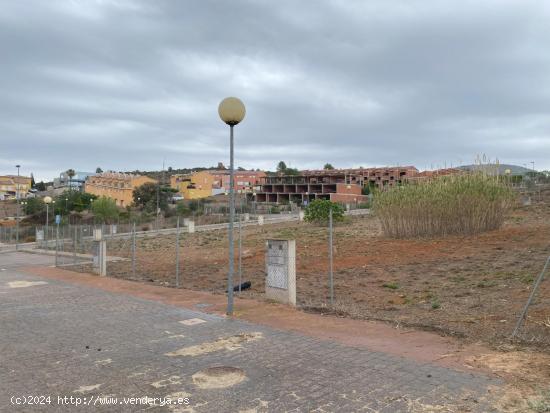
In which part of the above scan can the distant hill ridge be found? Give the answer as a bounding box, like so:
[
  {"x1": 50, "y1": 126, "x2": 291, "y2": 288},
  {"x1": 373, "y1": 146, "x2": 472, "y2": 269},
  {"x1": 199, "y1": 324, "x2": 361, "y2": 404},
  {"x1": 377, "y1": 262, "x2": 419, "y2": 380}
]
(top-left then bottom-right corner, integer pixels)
[{"x1": 458, "y1": 164, "x2": 533, "y2": 176}]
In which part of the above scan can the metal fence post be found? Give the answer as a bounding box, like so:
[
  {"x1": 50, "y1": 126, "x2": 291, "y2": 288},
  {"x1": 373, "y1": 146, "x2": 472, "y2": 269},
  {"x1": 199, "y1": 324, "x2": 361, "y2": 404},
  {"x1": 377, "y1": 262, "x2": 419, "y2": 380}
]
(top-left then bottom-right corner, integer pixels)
[
  {"x1": 175, "y1": 217, "x2": 180, "y2": 288},
  {"x1": 73, "y1": 225, "x2": 77, "y2": 266},
  {"x1": 132, "y1": 222, "x2": 136, "y2": 277},
  {"x1": 329, "y1": 208, "x2": 334, "y2": 306},
  {"x1": 55, "y1": 223, "x2": 59, "y2": 266},
  {"x1": 512, "y1": 255, "x2": 550, "y2": 338}
]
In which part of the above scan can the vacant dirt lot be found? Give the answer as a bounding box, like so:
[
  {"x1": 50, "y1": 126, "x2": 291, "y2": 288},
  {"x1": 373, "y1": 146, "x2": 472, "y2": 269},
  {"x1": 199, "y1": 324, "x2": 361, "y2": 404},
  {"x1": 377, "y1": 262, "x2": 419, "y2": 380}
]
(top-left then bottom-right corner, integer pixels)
[{"x1": 106, "y1": 188, "x2": 550, "y2": 350}]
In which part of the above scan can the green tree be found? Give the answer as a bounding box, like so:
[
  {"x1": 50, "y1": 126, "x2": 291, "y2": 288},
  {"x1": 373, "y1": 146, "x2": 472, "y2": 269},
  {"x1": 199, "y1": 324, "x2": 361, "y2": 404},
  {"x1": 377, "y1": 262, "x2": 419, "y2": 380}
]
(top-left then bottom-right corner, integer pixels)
[
  {"x1": 324, "y1": 163, "x2": 334, "y2": 170},
  {"x1": 188, "y1": 199, "x2": 204, "y2": 213},
  {"x1": 276, "y1": 161, "x2": 300, "y2": 176},
  {"x1": 54, "y1": 190, "x2": 96, "y2": 214},
  {"x1": 66, "y1": 169, "x2": 75, "y2": 191},
  {"x1": 30, "y1": 173, "x2": 36, "y2": 188},
  {"x1": 176, "y1": 202, "x2": 190, "y2": 216},
  {"x1": 35, "y1": 181, "x2": 46, "y2": 191},
  {"x1": 23, "y1": 197, "x2": 45, "y2": 215},
  {"x1": 133, "y1": 182, "x2": 171, "y2": 213},
  {"x1": 304, "y1": 199, "x2": 345, "y2": 224},
  {"x1": 91, "y1": 197, "x2": 119, "y2": 223},
  {"x1": 95, "y1": 167, "x2": 103, "y2": 174}
]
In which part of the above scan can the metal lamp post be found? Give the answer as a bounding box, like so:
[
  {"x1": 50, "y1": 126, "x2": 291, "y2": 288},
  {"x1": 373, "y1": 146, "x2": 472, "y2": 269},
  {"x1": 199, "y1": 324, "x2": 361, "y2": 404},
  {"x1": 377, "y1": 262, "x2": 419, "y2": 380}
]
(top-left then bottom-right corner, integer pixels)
[
  {"x1": 218, "y1": 97, "x2": 246, "y2": 315},
  {"x1": 44, "y1": 196, "x2": 52, "y2": 247},
  {"x1": 15, "y1": 165, "x2": 20, "y2": 250}
]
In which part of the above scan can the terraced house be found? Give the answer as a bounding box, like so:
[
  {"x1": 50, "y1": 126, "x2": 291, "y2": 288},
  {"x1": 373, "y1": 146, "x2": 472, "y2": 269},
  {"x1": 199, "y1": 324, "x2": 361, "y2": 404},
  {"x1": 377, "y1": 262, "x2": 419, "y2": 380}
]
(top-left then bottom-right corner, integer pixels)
[
  {"x1": 170, "y1": 171, "x2": 216, "y2": 200},
  {"x1": 85, "y1": 172, "x2": 156, "y2": 207},
  {"x1": 170, "y1": 169, "x2": 266, "y2": 199},
  {"x1": 0, "y1": 175, "x2": 32, "y2": 200}
]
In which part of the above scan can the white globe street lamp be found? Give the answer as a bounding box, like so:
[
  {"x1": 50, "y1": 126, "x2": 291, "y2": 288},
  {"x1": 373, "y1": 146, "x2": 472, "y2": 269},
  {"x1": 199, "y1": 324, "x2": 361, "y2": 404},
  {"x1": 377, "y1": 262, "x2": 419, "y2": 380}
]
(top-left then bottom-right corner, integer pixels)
[{"x1": 218, "y1": 97, "x2": 246, "y2": 315}]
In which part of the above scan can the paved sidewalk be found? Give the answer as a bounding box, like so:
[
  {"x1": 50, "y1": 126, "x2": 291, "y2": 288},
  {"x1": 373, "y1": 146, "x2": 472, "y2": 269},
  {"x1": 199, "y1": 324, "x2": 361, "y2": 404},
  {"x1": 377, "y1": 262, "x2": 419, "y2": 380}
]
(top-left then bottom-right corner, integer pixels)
[{"x1": 0, "y1": 252, "x2": 501, "y2": 412}]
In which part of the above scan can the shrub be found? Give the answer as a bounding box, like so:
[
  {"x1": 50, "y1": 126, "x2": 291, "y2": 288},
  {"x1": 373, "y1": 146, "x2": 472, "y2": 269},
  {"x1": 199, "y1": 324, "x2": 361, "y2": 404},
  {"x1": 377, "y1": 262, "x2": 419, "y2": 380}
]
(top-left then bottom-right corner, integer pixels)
[
  {"x1": 91, "y1": 197, "x2": 119, "y2": 224},
  {"x1": 176, "y1": 202, "x2": 191, "y2": 216},
  {"x1": 374, "y1": 173, "x2": 515, "y2": 238},
  {"x1": 304, "y1": 199, "x2": 345, "y2": 224},
  {"x1": 382, "y1": 282, "x2": 399, "y2": 290}
]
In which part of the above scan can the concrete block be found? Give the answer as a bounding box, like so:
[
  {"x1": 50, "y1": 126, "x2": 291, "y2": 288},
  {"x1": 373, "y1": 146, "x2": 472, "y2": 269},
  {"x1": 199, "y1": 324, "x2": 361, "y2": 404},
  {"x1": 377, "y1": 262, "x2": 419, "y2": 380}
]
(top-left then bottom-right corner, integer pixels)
[{"x1": 265, "y1": 239, "x2": 296, "y2": 306}]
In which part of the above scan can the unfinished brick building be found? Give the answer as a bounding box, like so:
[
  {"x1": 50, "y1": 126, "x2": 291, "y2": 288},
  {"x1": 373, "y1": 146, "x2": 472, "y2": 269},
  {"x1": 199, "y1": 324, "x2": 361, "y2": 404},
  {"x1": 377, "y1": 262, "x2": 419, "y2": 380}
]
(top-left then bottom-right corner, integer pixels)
[
  {"x1": 253, "y1": 172, "x2": 368, "y2": 205},
  {"x1": 302, "y1": 166, "x2": 419, "y2": 190},
  {"x1": 406, "y1": 167, "x2": 462, "y2": 183},
  {"x1": 361, "y1": 166, "x2": 418, "y2": 189}
]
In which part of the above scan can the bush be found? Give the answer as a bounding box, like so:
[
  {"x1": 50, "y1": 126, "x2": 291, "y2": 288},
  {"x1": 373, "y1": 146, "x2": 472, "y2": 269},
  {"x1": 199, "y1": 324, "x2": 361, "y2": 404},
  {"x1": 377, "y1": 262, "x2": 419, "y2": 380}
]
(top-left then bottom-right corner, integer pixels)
[
  {"x1": 176, "y1": 202, "x2": 191, "y2": 216},
  {"x1": 304, "y1": 199, "x2": 345, "y2": 224},
  {"x1": 91, "y1": 197, "x2": 119, "y2": 224},
  {"x1": 23, "y1": 197, "x2": 45, "y2": 215},
  {"x1": 374, "y1": 173, "x2": 515, "y2": 238}
]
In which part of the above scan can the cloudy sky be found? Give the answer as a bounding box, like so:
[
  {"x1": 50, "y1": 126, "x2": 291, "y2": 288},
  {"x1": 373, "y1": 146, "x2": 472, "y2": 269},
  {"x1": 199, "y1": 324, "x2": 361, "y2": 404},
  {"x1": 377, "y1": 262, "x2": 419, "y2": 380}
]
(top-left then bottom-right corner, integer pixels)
[{"x1": 1, "y1": 0, "x2": 549, "y2": 181}]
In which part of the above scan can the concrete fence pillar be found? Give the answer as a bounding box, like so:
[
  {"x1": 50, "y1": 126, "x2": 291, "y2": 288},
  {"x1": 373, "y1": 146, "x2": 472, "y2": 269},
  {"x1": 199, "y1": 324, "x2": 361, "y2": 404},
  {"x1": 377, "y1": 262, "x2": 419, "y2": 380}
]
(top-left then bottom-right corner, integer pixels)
[
  {"x1": 265, "y1": 239, "x2": 296, "y2": 306},
  {"x1": 92, "y1": 229, "x2": 106, "y2": 277}
]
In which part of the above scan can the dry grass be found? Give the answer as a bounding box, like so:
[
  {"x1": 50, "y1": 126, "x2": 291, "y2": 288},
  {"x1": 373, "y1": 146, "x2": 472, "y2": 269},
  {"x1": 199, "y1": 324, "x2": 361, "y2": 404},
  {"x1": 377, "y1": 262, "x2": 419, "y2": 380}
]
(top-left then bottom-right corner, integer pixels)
[{"x1": 374, "y1": 172, "x2": 516, "y2": 238}]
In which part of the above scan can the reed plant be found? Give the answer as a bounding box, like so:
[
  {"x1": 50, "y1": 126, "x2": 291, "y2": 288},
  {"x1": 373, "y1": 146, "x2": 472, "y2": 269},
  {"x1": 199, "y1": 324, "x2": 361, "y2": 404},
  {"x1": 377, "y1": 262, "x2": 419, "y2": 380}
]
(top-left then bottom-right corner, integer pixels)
[{"x1": 373, "y1": 172, "x2": 516, "y2": 238}]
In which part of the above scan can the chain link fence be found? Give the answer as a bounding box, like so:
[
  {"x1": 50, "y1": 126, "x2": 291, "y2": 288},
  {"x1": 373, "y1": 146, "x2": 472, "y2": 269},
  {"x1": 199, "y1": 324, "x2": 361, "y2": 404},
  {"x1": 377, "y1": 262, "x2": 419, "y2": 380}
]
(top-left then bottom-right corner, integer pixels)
[{"x1": 5, "y1": 204, "x2": 548, "y2": 349}]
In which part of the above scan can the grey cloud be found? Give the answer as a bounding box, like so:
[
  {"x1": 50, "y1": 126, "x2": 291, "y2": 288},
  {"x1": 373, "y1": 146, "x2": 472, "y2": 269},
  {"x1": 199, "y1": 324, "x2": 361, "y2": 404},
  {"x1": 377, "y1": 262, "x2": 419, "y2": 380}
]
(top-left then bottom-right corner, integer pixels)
[{"x1": 1, "y1": 0, "x2": 549, "y2": 180}]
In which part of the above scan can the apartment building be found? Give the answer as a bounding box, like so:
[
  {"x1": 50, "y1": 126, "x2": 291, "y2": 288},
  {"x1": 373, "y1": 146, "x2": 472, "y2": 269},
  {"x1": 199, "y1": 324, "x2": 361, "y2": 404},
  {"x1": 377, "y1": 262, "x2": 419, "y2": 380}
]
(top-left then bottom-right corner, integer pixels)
[
  {"x1": 0, "y1": 175, "x2": 32, "y2": 200},
  {"x1": 407, "y1": 168, "x2": 462, "y2": 183},
  {"x1": 300, "y1": 167, "x2": 419, "y2": 190},
  {"x1": 170, "y1": 169, "x2": 266, "y2": 199},
  {"x1": 210, "y1": 170, "x2": 266, "y2": 192},
  {"x1": 85, "y1": 172, "x2": 156, "y2": 207},
  {"x1": 170, "y1": 171, "x2": 216, "y2": 200},
  {"x1": 253, "y1": 172, "x2": 368, "y2": 205}
]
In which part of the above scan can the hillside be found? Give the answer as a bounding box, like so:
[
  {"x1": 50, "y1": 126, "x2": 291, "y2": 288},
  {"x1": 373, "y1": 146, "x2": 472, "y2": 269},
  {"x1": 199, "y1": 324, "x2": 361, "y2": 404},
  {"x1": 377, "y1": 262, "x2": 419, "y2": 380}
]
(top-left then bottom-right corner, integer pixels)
[{"x1": 458, "y1": 163, "x2": 533, "y2": 176}]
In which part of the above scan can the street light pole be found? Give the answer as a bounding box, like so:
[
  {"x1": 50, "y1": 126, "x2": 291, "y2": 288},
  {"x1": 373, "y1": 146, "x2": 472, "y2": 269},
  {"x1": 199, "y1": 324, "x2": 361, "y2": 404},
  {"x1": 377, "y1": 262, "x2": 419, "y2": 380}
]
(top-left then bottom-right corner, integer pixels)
[
  {"x1": 15, "y1": 165, "x2": 20, "y2": 251},
  {"x1": 218, "y1": 97, "x2": 246, "y2": 316},
  {"x1": 44, "y1": 196, "x2": 52, "y2": 249},
  {"x1": 228, "y1": 124, "x2": 235, "y2": 307}
]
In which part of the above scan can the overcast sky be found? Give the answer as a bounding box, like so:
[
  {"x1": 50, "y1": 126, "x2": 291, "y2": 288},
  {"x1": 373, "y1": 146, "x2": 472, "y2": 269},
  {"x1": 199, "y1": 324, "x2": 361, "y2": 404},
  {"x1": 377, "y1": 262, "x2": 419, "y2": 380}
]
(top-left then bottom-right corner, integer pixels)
[{"x1": 1, "y1": 0, "x2": 549, "y2": 181}]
